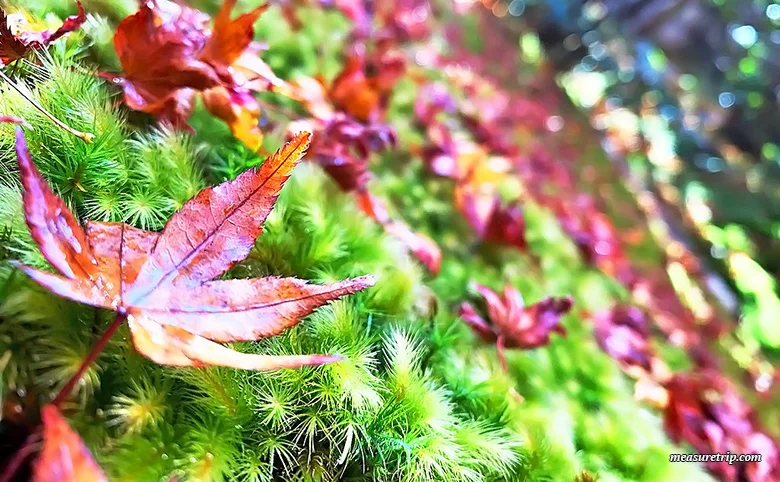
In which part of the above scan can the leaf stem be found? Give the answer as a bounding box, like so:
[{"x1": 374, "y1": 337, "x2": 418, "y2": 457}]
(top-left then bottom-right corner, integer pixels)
[
  {"x1": 0, "y1": 69, "x2": 95, "y2": 144},
  {"x1": 0, "y1": 432, "x2": 40, "y2": 482},
  {"x1": 51, "y1": 312, "x2": 126, "y2": 408}
]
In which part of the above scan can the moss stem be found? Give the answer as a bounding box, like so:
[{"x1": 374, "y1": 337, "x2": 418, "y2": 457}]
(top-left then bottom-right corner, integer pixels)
[{"x1": 0, "y1": 69, "x2": 95, "y2": 144}]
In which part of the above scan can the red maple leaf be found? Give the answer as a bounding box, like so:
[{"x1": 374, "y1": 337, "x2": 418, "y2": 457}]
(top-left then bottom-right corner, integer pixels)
[
  {"x1": 0, "y1": 2, "x2": 85, "y2": 67},
  {"x1": 328, "y1": 47, "x2": 406, "y2": 123},
  {"x1": 459, "y1": 283, "x2": 572, "y2": 369},
  {"x1": 11, "y1": 128, "x2": 374, "y2": 387},
  {"x1": 459, "y1": 191, "x2": 527, "y2": 251},
  {"x1": 106, "y1": 0, "x2": 219, "y2": 126}
]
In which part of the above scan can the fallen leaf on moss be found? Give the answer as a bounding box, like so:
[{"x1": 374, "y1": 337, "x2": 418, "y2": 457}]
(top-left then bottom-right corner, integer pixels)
[
  {"x1": 458, "y1": 191, "x2": 527, "y2": 250},
  {"x1": 0, "y1": 1, "x2": 85, "y2": 66},
  {"x1": 290, "y1": 114, "x2": 395, "y2": 192},
  {"x1": 108, "y1": 0, "x2": 218, "y2": 126},
  {"x1": 107, "y1": 0, "x2": 283, "y2": 149},
  {"x1": 12, "y1": 128, "x2": 374, "y2": 371},
  {"x1": 663, "y1": 371, "x2": 779, "y2": 482},
  {"x1": 459, "y1": 283, "x2": 572, "y2": 369},
  {"x1": 33, "y1": 405, "x2": 107, "y2": 482}
]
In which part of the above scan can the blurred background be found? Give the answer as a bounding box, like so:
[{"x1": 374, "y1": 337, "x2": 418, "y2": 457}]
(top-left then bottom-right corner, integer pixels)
[{"x1": 444, "y1": 0, "x2": 780, "y2": 361}]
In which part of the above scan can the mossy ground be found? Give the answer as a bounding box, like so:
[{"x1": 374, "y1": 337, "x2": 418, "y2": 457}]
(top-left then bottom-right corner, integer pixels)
[{"x1": 0, "y1": 2, "x2": 722, "y2": 481}]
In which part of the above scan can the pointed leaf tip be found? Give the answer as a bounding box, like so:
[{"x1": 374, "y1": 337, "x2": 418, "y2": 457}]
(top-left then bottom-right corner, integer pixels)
[
  {"x1": 353, "y1": 274, "x2": 377, "y2": 288},
  {"x1": 15, "y1": 126, "x2": 29, "y2": 161},
  {"x1": 286, "y1": 129, "x2": 312, "y2": 155},
  {"x1": 317, "y1": 354, "x2": 345, "y2": 364},
  {"x1": 35, "y1": 405, "x2": 108, "y2": 482}
]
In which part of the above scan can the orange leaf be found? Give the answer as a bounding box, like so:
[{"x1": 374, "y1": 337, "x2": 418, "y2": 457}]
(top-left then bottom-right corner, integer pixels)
[
  {"x1": 200, "y1": 0, "x2": 269, "y2": 77},
  {"x1": 202, "y1": 86, "x2": 264, "y2": 151}
]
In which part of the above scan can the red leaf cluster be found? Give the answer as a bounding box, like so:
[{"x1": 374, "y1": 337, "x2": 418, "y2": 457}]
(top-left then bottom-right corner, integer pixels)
[
  {"x1": 106, "y1": 0, "x2": 284, "y2": 150},
  {"x1": 12, "y1": 128, "x2": 374, "y2": 372},
  {"x1": 459, "y1": 283, "x2": 572, "y2": 369},
  {"x1": 374, "y1": 0, "x2": 432, "y2": 44},
  {"x1": 459, "y1": 192, "x2": 528, "y2": 251},
  {"x1": 285, "y1": 43, "x2": 439, "y2": 275},
  {"x1": 413, "y1": 82, "x2": 529, "y2": 251},
  {"x1": 0, "y1": 1, "x2": 85, "y2": 67},
  {"x1": 543, "y1": 194, "x2": 636, "y2": 286},
  {"x1": 289, "y1": 113, "x2": 396, "y2": 192},
  {"x1": 664, "y1": 371, "x2": 779, "y2": 482}
]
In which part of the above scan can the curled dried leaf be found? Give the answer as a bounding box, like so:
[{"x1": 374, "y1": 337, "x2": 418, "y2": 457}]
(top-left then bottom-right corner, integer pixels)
[{"x1": 0, "y1": 2, "x2": 85, "y2": 66}]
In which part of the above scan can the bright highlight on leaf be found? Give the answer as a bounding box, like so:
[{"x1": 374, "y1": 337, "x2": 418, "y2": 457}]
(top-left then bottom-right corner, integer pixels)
[{"x1": 12, "y1": 128, "x2": 375, "y2": 374}]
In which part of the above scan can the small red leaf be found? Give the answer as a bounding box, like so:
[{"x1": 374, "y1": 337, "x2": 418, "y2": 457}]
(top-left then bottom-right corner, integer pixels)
[
  {"x1": 593, "y1": 305, "x2": 654, "y2": 372},
  {"x1": 460, "y1": 283, "x2": 572, "y2": 350},
  {"x1": 0, "y1": 115, "x2": 27, "y2": 125},
  {"x1": 33, "y1": 405, "x2": 107, "y2": 482}
]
